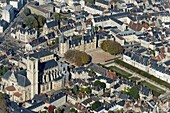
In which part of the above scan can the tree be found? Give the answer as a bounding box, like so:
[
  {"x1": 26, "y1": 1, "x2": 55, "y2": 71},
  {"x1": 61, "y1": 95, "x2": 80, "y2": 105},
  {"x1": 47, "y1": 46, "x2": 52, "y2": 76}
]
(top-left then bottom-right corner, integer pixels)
[
  {"x1": 73, "y1": 85, "x2": 79, "y2": 95},
  {"x1": 94, "y1": 80, "x2": 101, "y2": 86},
  {"x1": 79, "y1": 87, "x2": 91, "y2": 94},
  {"x1": 24, "y1": 8, "x2": 31, "y2": 16},
  {"x1": 128, "y1": 86, "x2": 140, "y2": 99},
  {"x1": 100, "y1": 82, "x2": 106, "y2": 89},
  {"x1": 55, "y1": 108, "x2": 62, "y2": 113},
  {"x1": 53, "y1": 13, "x2": 61, "y2": 20},
  {"x1": 101, "y1": 40, "x2": 123, "y2": 55},
  {"x1": 108, "y1": 111, "x2": 114, "y2": 113},
  {"x1": 94, "y1": 26, "x2": 98, "y2": 32},
  {"x1": 92, "y1": 101, "x2": 101, "y2": 110},
  {"x1": 64, "y1": 50, "x2": 91, "y2": 66},
  {"x1": 0, "y1": 66, "x2": 8, "y2": 76},
  {"x1": 24, "y1": 15, "x2": 38, "y2": 29},
  {"x1": 38, "y1": 15, "x2": 46, "y2": 27},
  {"x1": 0, "y1": 93, "x2": 7, "y2": 113},
  {"x1": 70, "y1": 108, "x2": 77, "y2": 113},
  {"x1": 94, "y1": 80, "x2": 106, "y2": 89},
  {"x1": 117, "y1": 108, "x2": 124, "y2": 113}
]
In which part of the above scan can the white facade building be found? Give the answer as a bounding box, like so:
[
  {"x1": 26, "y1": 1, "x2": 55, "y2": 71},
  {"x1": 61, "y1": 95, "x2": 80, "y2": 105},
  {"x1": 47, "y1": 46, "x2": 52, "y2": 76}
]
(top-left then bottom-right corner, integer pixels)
[
  {"x1": 2, "y1": 5, "x2": 15, "y2": 23},
  {"x1": 9, "y1": 0, "x2": 23, "y2": 10}
]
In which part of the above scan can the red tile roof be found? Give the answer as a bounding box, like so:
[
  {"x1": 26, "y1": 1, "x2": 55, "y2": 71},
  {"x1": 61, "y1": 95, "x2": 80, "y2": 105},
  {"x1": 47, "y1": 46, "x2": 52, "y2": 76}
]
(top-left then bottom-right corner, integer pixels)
[
  {"x1": 6, "y1": 86, "x2": 16, "y2": 91},
  {"x1": 106, "y1": 71, "x2": 117, "y2": 80},
  {"x1": 13, "y1": 92, "x2": 22, "y2": 97}
]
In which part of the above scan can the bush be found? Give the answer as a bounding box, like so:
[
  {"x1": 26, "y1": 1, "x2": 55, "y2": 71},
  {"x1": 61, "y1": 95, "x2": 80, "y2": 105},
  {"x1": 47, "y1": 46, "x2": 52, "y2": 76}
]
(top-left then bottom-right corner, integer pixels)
[
  {"x1": 64, "y1": 50, "x2": 91, "y2": 66},
  {"x1": 101, "y1": 40, "x2": 123, "y2": 55}
]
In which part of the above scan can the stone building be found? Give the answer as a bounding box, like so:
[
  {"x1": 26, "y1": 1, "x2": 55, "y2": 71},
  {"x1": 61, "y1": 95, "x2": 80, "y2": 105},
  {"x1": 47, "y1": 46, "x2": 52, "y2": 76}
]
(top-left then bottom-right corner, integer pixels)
[
  {"x1": 59, "y1": 28, "x2": 114, "y2": 55},
  {"x1": 1, "y1": 50, "x2": 71, "y2": 102}
]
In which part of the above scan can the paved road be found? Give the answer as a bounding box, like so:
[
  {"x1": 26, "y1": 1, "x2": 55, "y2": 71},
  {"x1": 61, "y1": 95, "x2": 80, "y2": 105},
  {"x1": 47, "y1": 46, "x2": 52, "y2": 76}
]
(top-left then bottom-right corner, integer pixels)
[
  {"x1": 0, "y1": 4, "x2": 28, "y2": 55},
  {"x1": 104, "y1": 61, "x2": 170, "y2": 92}
]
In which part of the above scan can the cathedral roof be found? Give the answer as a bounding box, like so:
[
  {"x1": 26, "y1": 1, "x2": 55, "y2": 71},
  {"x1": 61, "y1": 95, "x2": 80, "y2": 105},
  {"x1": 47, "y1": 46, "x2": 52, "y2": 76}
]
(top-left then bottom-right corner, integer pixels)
[
  {"x1": 39, "y1": 59, "x2": 58, "y2": 71},
  {"x1": 24, "y1": 50, "x2": 53, "y2": 59}
]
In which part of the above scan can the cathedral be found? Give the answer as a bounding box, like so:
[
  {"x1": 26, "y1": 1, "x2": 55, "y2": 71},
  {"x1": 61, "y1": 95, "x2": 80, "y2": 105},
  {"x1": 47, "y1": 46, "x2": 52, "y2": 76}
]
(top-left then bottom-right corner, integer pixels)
[{"x1": 1, "y1": 50, "x2": 71, "y2": 102}]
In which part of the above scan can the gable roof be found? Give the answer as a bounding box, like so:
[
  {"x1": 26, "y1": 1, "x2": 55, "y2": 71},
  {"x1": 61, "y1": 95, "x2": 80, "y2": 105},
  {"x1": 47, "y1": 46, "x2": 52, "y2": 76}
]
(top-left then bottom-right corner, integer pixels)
[
  {"x1": 46, "y1": 20, "x2": 59, "y2": 28},
  {"x1": 3, "y1": 69, "x2": 31, "y2": 87},
  {"x1": 39, "y1": 59, "x2": 58, "y2": 71},
  {"x1": 26, "y1": 50, "x2": 54, "y2": 59}
]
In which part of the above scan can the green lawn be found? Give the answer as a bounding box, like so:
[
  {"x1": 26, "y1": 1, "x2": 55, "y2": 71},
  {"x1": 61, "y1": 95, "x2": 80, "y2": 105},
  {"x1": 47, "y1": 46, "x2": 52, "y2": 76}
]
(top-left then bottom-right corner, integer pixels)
[
  {"x1": 140, "y1": 81, "x2": 166, "y2": 97},
  {"x1": 109, "y1": 66, "x2": 132, "y2": 78},
  {"x1": 114, "y1": 59, "x2": 170, "y2": 89}
]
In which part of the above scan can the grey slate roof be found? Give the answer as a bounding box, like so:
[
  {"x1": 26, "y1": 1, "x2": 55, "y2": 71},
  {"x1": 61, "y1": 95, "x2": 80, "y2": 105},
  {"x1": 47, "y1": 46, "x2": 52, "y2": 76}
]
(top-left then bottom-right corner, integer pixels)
[
  {"x1": 46, "y1": 20, "x2": 59, "y2": 28},
  {"x1": 39, "y1": 59, "x2": 58, "y2": 71},
  {"x1": 164, "y1": 60, "x2": 170, "y2": 66},
  {"x1": 96, "y1": 0, "x2": 109, "y2": 5},
  {"x1": 87, "y1": 4, "x2": 104, "y2": 11},
  {"x1": 88, "y1": 63, "x2": 107, "y2": 75},
  {"x1": 125, "y1": 51, "x2": 150, "y2": 66},
  {"x1": 151, "y1": 62, "x2": 170, "y2": 75},
  {"x1": 18, "y1": 27, "x2": 36, "y2": 35},
  {"x1": 96, "y1": 76, "x2": 114, "y2": 83},
  {"x1": 3, "y1": 69, "x2": 31, "y2": 87},
  {"x1": 26, "y1": 50, "x2": 53, "y2": 59},
  {"x1": 30, "y1": 36, "x2": 47, "y2": 47},
  {"x1": 9, "y1": 101, "x2": 35, "y2": 113},
  {"x1": 59, "y1": 24, "x2": 74, "y2": 32}
]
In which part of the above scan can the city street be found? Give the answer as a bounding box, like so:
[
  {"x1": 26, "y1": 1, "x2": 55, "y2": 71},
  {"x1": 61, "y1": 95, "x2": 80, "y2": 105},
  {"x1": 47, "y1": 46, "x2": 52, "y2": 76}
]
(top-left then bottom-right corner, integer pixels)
[{"x1": 0, "y1": 4, "x2": 28, "y2": 54}]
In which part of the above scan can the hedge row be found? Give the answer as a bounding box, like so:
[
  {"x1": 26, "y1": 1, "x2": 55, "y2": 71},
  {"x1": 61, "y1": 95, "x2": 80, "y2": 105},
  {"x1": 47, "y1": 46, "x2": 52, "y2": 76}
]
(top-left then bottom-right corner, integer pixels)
[
  {"x1": 140, "y1": 81, "x2": 166, "y2": 97},
  {"x1": 114, "y1": 59, "x2": 170, "y2": 89},
  {"x1": 109, "y1": 66, "x2": 132, "y2": 78}
]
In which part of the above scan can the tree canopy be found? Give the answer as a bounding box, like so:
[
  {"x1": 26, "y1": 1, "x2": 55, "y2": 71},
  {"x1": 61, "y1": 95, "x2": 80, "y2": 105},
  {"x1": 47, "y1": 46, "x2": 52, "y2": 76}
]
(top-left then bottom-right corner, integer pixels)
[
  {"x1": 52, "y1": 13, "x2": 67, "y2": 20},
  {"x1": 0, "y1": 93, "x2": 7, "y2": 113},
  {"x1": 101, "y1": 40, "x2": 123, "y2": 55},
  {"x1": 64, "y1": 50, "x2": 91, "y2": 66},
  {"x1": 123, "y1": 86, "x2": 140, "y2": 100},
  {"x1": 55, "y1": 108, "x2": 62, "y2": 113},
  {"x1": 94, "y1": 80, "x2": 106, "y2": 89},
  {"x1": 92, "y1": 101, "x2": 101, "y2": 110},
  {"x1": 23, "y1": 14, "x2": 46, "y2": 29},
  {"x1": 38, "y1": 15, "x2": 46, "y2": 27},
  {"x1": 0, "y1": 66, "x2": 8, "y2": 76},
  {"x1": 72, "y1": 85, "x2": 79, "y2": 95},
  {"x1": 70, "y1": 108, "x2": 77, "y2": 113},
  {"x1": 23, "y1": 8, "x2": 31, "y2": 16},
  {"x1": 128, "y1": 86, "x2": 140, "y2": 100},
  {"x1": 79, "y1": 87, "x2": 91, "y2": 94}
]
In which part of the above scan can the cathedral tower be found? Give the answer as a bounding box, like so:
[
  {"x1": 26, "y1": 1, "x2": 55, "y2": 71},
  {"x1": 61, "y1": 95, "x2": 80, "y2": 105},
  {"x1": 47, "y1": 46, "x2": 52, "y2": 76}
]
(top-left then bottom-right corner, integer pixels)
[{"x1": 26, "y1": 56, "x2": 39, "y2": 99}]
